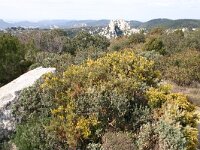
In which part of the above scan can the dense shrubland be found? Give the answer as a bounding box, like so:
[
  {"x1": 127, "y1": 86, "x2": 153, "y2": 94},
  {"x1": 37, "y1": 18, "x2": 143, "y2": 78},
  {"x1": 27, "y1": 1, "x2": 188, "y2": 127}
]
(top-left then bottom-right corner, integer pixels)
[
  {"x1": 12, "y1": 51, "x2": 198, "y2": 150},
  {"x1": 108, "y1": 28, "x2": 200, "y2": 86},
  {"x1": 0, "y1": 30, "x2": 110, "y2": 86},
  {"x1": 0, "y1": 27, "x2": 200, "y2": 149},
  {"x1": 2, "y1": 28, "x2": 200, "y2": 86}
]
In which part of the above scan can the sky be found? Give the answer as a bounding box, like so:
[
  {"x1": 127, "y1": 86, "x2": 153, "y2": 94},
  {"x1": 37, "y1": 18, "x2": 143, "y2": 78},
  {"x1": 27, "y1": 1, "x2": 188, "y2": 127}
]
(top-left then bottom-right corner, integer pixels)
[{"x1": 0, "y1": 0, "x2": 200, "y2": 22}]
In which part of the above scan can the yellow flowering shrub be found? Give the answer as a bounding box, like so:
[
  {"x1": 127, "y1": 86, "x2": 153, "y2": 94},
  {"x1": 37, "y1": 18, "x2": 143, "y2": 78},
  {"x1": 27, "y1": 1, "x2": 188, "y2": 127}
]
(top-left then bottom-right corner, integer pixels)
[
  {"x1": 147, "y1": 87, "x2": 198, "y2": 150},
  {"x1": 146, "y1": 85, "x2": 171, "y2": 108},
  {"x1": 41, "y1": 50, "x2": 198, "y2": 149},
  {"x1": 41, "y1": 50, "x2": 160, "y2": 148},
  {"x1": 49, "y1": 97, "x2": 98, "y2": 148}
]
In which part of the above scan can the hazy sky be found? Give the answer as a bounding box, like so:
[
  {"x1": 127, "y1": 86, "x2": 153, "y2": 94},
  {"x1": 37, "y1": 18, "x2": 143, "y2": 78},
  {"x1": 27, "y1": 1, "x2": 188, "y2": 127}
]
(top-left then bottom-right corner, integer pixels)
[{"x1": 0, "y1": 0, "x2": 200, "y2": 21}]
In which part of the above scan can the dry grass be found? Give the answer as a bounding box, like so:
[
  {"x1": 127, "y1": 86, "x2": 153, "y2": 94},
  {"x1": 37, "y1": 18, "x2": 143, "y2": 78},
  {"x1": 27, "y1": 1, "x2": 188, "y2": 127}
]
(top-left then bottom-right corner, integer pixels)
[{"x1": 164, "y1": 81, "x2": 200, "y2": 107}]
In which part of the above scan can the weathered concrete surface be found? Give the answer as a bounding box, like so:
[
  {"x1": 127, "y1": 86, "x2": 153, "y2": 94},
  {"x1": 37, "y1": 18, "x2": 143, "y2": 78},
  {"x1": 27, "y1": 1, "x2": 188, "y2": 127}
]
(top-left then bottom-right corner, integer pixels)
[{"x1": 0, "y1": 67, "x2": 55, "y2": 141}]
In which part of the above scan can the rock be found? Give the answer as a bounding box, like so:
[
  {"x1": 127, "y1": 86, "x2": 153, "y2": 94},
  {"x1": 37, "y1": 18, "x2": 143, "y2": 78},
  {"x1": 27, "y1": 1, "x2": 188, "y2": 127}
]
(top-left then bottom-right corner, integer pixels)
[
  {"x1": 0, "y1": 67, "x2": 56, "y2": 141},
  {"x1": 100, "y1": 19, "x2": 140, "y2": 39}
]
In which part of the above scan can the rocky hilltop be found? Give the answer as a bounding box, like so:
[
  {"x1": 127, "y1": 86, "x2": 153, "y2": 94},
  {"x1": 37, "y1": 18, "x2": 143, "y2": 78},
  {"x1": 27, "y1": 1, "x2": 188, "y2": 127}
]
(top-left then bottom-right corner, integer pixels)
[{"x1": 100, "y1": 19, "x2": 140, "y2": 39}]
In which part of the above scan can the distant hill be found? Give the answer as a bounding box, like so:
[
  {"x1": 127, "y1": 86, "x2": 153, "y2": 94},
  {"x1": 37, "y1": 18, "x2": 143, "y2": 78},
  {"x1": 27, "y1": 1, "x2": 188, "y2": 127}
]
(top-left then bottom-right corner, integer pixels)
[
  {"x1": 129, "y1": 20, "x2": 143, "y2": 28},
  {"x1": 0, "y1": 19, "x2": 11, "y2": 28},
  {"x1": 0, "y1": 19, "x2": 110, "y2": 29},
  {"x1": 140, "y1": 18, "x2": 200, "y2": 29},
  {"x1": 0, "y1": 19, "x2": 200, "y2": 29}
]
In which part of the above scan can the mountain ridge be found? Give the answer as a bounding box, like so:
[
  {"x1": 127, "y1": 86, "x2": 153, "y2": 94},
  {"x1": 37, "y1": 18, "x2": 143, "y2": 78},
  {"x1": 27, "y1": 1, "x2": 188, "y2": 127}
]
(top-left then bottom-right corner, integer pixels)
[{"x1": 0, "y1": 18, "x2": 200, "y2": 29}]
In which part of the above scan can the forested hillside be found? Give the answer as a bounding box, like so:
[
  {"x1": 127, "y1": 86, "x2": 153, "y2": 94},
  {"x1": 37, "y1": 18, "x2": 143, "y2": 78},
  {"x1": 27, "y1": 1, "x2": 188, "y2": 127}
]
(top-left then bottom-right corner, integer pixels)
[{"x1": 139, "y1": 19, "x2": 200, "y2": 29}]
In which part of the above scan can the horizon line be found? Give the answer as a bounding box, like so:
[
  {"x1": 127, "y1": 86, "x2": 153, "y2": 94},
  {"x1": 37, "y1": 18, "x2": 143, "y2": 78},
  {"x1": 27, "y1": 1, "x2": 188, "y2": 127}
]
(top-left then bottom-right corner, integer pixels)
[{"x1": 2, "y1": 18, "x2": 200, "y2": 23}]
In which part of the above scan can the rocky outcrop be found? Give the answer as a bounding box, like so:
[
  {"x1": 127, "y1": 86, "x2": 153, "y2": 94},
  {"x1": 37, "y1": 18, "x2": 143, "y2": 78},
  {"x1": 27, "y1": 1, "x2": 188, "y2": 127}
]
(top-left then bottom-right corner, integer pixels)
[
  {"x1": 0, "y1": 67, "x2": 56, "y2": 141},
  {"x1": 100, "y1": 19, "x2": 140, "y2": 39}
]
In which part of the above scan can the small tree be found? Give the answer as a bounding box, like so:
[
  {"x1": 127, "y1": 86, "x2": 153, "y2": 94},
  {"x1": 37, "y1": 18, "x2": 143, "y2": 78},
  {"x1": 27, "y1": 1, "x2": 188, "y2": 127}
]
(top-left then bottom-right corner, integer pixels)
[
  {"x1": 144, "y1": 37, "x2": 166, "y2": 55},
  {"x1": 0, "y1": 33, "x2": 28, "y2": 85}
]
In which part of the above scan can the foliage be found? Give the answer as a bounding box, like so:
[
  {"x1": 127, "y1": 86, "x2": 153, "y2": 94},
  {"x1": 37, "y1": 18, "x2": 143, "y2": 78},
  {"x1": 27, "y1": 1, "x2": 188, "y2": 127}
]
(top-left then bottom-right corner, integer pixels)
[
  {"x1": 12, "y1": 80, "x2": 68, "y2": 150},
  {"x1": 12, "y1": 80, "x2": 53, "y2": 122},
  {"x1": 14, "y1": 118, "x2": 68, "y2": 150},
  {"x1": 108, "y1": 33, "x2": 145, "y2": 51},
  {"x1": 146, "y1": 87, "x2": 198, "y2": 150},
  {"x1": 108, "y1": 36, "x2": 131, "y2": 51},
  {"x1": 155, "y1": 120, "x2": 186, "y2": 150},
  {"x1": 24, "y1": 29, "x2": 72, "y2": 53},
  {"x1": 184, "y1": 29, "x2": 200, "y2": 51},
  {"x1": 128, "y1": 33, "x2": 145, "y2": 44},
  {"x1": 10, "y1": 30, "x2": 199, "y2": 150},
  {"x1": 134, "y1": 123, "x2": 157, "y2": 150},
  {"x1": 74, "y1": 46, "x2": 106, "y2": 64},
  {"x1": 86, "y1": 143, "x2": 102, "y2": 150},
  {"x1": 72, "y1": 31, "x2": 110, "y2": 52},
  {"x1": 143, "y1": 37, "x2": 166, "y2": 55},
  {"x1": 141, "y1": 19, "x2": 200, "y2": 29},
  {"x1": 41, "y1": 50, "x2": 160, "y2": 148},
  {"x1": 161, "y1": 30, "x2": 185, "y2": 54},
  {"x1": 157, "y1": 49, "x2": 200, "y2": 85},
  {"x1": 148, "y1": 27, "x2": 165, "y2": 36},
  {"x1": 29, "y1": 51, "x2": 74, "y2": 72},
  {"x1": 17, "y1": 29, "x2": 109, "y2": 56},
  {"x1": 0, "y1": 33, "x2": 30, "y2": 85}
]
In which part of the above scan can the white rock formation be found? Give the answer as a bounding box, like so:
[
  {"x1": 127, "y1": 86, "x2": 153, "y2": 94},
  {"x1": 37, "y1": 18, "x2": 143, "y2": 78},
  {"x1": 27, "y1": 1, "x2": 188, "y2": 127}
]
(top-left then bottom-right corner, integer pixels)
[
  {"x1": 100, "y1": 19, "x2": 140, "y2": 39},
  {"x1": 0, "y1": 67, "x2": 56, "y2": 141}
]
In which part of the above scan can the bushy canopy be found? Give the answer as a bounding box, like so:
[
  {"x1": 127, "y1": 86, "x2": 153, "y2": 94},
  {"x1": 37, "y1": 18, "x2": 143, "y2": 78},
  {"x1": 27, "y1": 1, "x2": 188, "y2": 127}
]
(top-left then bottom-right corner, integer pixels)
[{"x1": 0, "y1": 33, "x2": 30, "y2": 85}]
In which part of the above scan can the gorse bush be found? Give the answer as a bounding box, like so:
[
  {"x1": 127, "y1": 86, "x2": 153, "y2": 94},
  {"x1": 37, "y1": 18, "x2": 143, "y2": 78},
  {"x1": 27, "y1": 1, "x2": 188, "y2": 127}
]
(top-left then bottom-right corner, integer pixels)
[{"x1": 40, "y1": 50, "x2": 160, "y2": 149}]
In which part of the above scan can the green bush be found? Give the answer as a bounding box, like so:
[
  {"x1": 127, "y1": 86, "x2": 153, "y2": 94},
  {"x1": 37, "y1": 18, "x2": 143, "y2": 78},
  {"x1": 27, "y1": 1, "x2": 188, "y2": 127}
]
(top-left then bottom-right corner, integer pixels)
[
  {"x1": 155, "y1": 120, "x2": 186, "y2": 150},
  {"x1": 128, "y1": 33, "x2": 145, "y2": 44},
  {"x1": 157, "y1": 49, "x2": 200, "y2": 85},
  {"x1": 12, "y1": 80, "x2": 53, "y2": 122},
  {"x1": 0, "y1": 33, "x2": 30, "y2": 85},
  {"x1": 161, "y1": 30, "x2": 185, "y2": 54},
  {"x1": 134, "y1": 123, "x2": 157, "y2": 150},
  {"x1": 143, "y1": 37, "x2": 166, "y2": 55},
  {"x1": 12, "y1": 80, "x2": 68, "y2": 150},
  {"x1": 184, "y1": 30, "x2": 200, "y2": 50},
  {"x1": 72, "y1": 31, "x2": 110, "y2": 51},
  {"x1": 74, "y1": 46, "x2": 107, "y2": 64},
  {"x1": 29, "y1": 52, "x2": 74, "y2": 72},
  {"x1": 108, "y1": 37, "x2": 131, "y2": 51}
]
